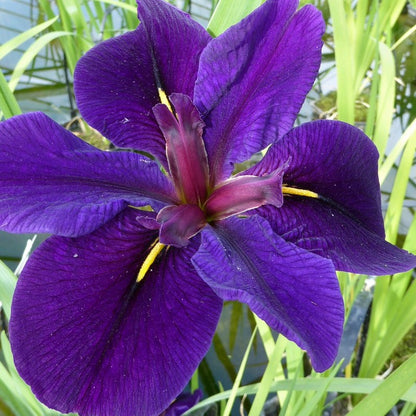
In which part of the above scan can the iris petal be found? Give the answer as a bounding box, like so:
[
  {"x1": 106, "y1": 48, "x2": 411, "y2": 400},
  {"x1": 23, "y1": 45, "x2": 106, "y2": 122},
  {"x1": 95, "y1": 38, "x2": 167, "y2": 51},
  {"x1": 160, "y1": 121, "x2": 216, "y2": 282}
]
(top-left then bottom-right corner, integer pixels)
[
  {"x1": 137, "y1": 0, "x2": 211, "y2": 97},
  {"x1": 195, "y1": 0, "x2": 324, "y2": 181},
  {"x1": 248, "y1": 120, "x2": 385, "y2": 237},
  {"x1": 0, "y1": 112, "x2": 175, "y2": 237},
  {"x1": 257, "y1": 200, "x2": 416, "y2": 275},
  {"x1": 10, "y1": 209, "x2": 222, "y2": 416},
  {"x1": 193, "y1": 215, "x2": 344, "y2": 372},
  {"x1": 75, "y1": 0, "x2": 210, "y2": 160}
]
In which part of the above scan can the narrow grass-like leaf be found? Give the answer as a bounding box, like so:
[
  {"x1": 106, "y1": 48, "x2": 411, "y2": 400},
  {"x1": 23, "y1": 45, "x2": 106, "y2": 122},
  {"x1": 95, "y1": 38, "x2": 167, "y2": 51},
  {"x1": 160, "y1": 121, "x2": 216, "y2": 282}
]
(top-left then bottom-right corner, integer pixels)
[
  {"x1": 361, "y1": 279, "x2": 416, "y2": 378},
  {"x1": 391, "y1": 24, "x2": 416, "y2": 50},
  {"x1": 372, "y1": 42, "x2": 396, "y2": 158},
  {"x1": 253, "y1": 314, "x2": 275, "y2": 360},
  {"x1": 327, "y1": 0, "x2": 355, "y2": 123},
  {"x1": 296, "y1": 363, "x2": 342, "y2": 416},
  {"x1": 248, "y1": 334, "x2": 287, "y2": 416},
  {"x1": 185, "y1": 377, "x2": 416, "y2": 414},
  {"x1": 279, "y1": 360, "x2": 303, "y2": 416},
  {"x1": 222, "y1": 327, "x2": 257, "y2": 416},
  {"x1": 8, "y1": 31, "x2": 73, "y2": 92},
  {"x1": 0, "y1": 71, "x2": 22, "y2": 119},
  {"x1": 0, "y1": 361, "x2": 37, "y2": 416},
  {"x1": 379, "y1": 118, "x2": 416, "y2": 184},
  {"x1": 399, "y1": 402, "x2": 416, "y2": 416},
  {"x1": 207, "y1": 0, "x2": 264, "y2": 36},
  {"x1": 93, "y1": 0, "x2": 137, "y2": 14},
  {"x1": 0, "y1": 17, "x2": 58, "y2": 61},
  {"x1": 0, "y1": 261, "x2": 17, "y2": 320},
  {"x1": 349, "y1": 353, "x2": 416, "y2": 416},
  {"x1": 384, "y1": 122, "x2": 416, "y2": 244},
  {"x1": 190, "y1": 369, "x2": 199, "y2": 392}
]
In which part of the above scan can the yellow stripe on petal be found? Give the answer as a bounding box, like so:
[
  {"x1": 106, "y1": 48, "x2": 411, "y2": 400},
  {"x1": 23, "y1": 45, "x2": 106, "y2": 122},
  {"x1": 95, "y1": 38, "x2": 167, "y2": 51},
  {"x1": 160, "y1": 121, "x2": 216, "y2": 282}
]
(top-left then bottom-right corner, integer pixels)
[
  {"x1": 137, "y1": 241, "x2": 166, "y2": 283},
  {"x1": 282, "y1": 186, "x2": 319, "y2": 199},
  {"x1": 158, "y1": 88, "x2": 174, "y2": 114}
]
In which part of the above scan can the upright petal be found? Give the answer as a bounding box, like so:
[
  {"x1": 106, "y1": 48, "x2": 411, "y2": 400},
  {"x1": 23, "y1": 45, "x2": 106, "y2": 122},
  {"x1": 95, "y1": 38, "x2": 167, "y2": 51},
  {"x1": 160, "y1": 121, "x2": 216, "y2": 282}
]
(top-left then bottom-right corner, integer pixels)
[
  {"x1": 192, "y1": 215, "x2": 344, "y2": 372},
  {"x1": 75, "y1": 0, "x2": 210, "y2": 161},
  {"x1": 137, "y1": 0, "x2": 211, "y2": 96},
  {"x1": 248, "y1": 120, "x2": 385, "y2": 237},
  {"x1": 194, "y1": 0, "x2": 324, "y2": 181},
  {"x1": 10, "y1": 209, "x2": 222, "y2": 416},
  {"x1": 153, "y1": 94, "x2": 209, "y2": 205},
  {"x1": 0, "y1": 113, "x2": 176, "y2": 236}
]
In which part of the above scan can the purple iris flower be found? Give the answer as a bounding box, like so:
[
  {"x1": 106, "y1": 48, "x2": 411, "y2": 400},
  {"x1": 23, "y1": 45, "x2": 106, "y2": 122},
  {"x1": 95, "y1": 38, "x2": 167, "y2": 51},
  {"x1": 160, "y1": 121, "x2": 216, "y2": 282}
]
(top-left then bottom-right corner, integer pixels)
[{"x1": 0, "y1": 0, "x2": 415, "y2": 415}]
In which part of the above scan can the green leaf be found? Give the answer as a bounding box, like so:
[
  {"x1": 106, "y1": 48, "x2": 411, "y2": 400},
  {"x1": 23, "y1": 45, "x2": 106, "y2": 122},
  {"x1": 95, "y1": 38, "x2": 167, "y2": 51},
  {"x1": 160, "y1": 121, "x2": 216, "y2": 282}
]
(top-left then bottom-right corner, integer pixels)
[
  {"x1": 349, "y1": 353, "x2": 416, "y2": 416},
  {"x1": 8, "y1": 31, "x2": 74, "y2": 92},
  {"x1": 0, "y1": 17, "x2": 58, "y2": 61},
  {"x1": 0, "y1": 261, "x2": 17, "y2": 320},
  {"x1": 0, "y1": 71, "x2": 22, "y2": 119},
  {"x1": 222, "y1": 327, "x2": 257, "y2": 416},
  {"x1": 207, "y1": 0, "x2": 264, "y2": 36},
  {"x1": 248, "y1": 333, "x2": 287, "y2": 416},
  {"x1": 185, "y1": 377, "x2": 416, "y2": 414}
]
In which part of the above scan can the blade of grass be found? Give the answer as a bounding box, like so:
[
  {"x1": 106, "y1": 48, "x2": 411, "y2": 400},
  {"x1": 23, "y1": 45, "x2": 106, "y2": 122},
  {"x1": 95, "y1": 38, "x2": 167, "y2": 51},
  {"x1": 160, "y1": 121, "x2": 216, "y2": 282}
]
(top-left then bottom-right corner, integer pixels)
[
  {"x1": 0, "y1": 17, "x2": 58, "y2": 61},
  {"x1": 379, "y1": 118, "x2": 416, "y2": 185},
  {"x1": 296, "y1": 363, "x2": 343, "y2": 416},
  {"x1": 0, "y1": 261, "x2": 17, "y2": 320},
  {"x1": 93, "y1": 0, "x2": 137, "y2": 14},
  {"x1": 399, "y1": 402, "x2": 416, "y2": 416},
  {"x1": 372, "y1": 42, "x2": 396, "y2": 158},
  {"x1": 248, "y1": 334, "x2": 287, "y2": 416},
  {"x1": 222, "y1": 327, "x2": 257, "y2": 416},
  {"x1": 279, "y1": 359, "x2": 303, "y2": 416},
  {"x1": 207, "y1": 0, "x2": 264, "y2": 36},
  {"x1": 349, "y1": 353, "x2": 416, "y2": 416},
  {"x1": 8, "y1": 31, "x2": 73, "y2": 92},
  {"x1": 185, "y1": 376, "x2": 416, "y2": 414},
  {"x1": 0, "y1": 71, "x2": 22, "y2": 119},
  {"x1": 327, "y1": 0, "x2": 355, "y2": 123},
  {"x1": 253, "y1": 314, "x2": 275, "y2": 360},
  {"x1": 384, "y1": 120, "x2": 416, "y2": 244}
]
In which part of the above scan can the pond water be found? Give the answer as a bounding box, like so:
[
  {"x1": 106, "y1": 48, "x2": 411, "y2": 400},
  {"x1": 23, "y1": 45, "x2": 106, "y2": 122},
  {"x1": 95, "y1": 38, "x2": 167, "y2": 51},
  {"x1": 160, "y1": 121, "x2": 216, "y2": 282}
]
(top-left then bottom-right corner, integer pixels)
[{"x1": 1, "y1": 1, "x2": 416, "y2": 415}]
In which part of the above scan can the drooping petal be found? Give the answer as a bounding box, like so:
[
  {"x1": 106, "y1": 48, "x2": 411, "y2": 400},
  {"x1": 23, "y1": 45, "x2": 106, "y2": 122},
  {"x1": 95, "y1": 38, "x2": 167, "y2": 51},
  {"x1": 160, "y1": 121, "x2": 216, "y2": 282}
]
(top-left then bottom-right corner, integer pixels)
[
  {"x1": 75, "y1": 0, "x2": 210, "y2": 161},
  {"x1": 248, "y1": 120, "x2": 385, "y2": 237},
  {"x1": 0, "y1": 113, "x2": 176, "y2": 237},
  {"x1": 194, "y1": 0, "x2": 324, "y2": 181},
  {"x1": 10, "y1": 209, "x2": 222, "y2": 416},
  {"x1": 192, "y1": 215, "x2": 344, "y2": 372},
  {"x1": 256, "y1": 200, "x2": 416, "y2": 275}
]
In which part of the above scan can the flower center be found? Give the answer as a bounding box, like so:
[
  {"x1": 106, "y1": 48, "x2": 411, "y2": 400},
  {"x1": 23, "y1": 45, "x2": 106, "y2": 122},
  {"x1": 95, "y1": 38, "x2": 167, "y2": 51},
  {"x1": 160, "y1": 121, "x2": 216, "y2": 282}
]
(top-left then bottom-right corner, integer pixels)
[{"x1": 152, "y1": 92, "x2": 288, "y2": 247}]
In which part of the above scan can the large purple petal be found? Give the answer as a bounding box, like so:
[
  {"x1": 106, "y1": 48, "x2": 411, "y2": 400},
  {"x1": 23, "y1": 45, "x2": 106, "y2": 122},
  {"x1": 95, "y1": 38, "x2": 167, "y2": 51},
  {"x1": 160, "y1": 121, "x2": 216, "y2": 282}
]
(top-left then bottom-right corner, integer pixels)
[
  {"x1": 137, "y1": 0, "x2": 211, "y2": 97},
  {"x1": 10, "y1": 209, "x2": 222, "y2": 416},
  {"x1": 256, "y1": 200, "x2": 416, "y2": 275},
  {"x1": 194, "y1": 0, "x2": 324, "y2": 181},
  {"x1": 248, "y1": 120, "x2": 385, "y2": 237},
  {"x1": 192, "y1": 215, "x2": 344, "y2": 372},
  {"x1": 75, "y1": 0, "x2": 210, "y2": 160},
  {"x1": 0, "y1": 113, "x2": 176, "y2": 237}
]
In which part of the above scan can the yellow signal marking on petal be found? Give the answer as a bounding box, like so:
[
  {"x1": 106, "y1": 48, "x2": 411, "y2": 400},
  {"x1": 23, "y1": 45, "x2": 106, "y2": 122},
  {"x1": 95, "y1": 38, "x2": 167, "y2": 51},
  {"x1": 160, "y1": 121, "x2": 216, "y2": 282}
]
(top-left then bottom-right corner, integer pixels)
[
  {"x1": 158, "y1": 87, "x2": 174, "y2": 113},
  {"x1": 282, "y1": 186, "x2": 319, "y2": 199},
  {"x1": 137, "y1": 241, "x2": 166, "y2": 283}
]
